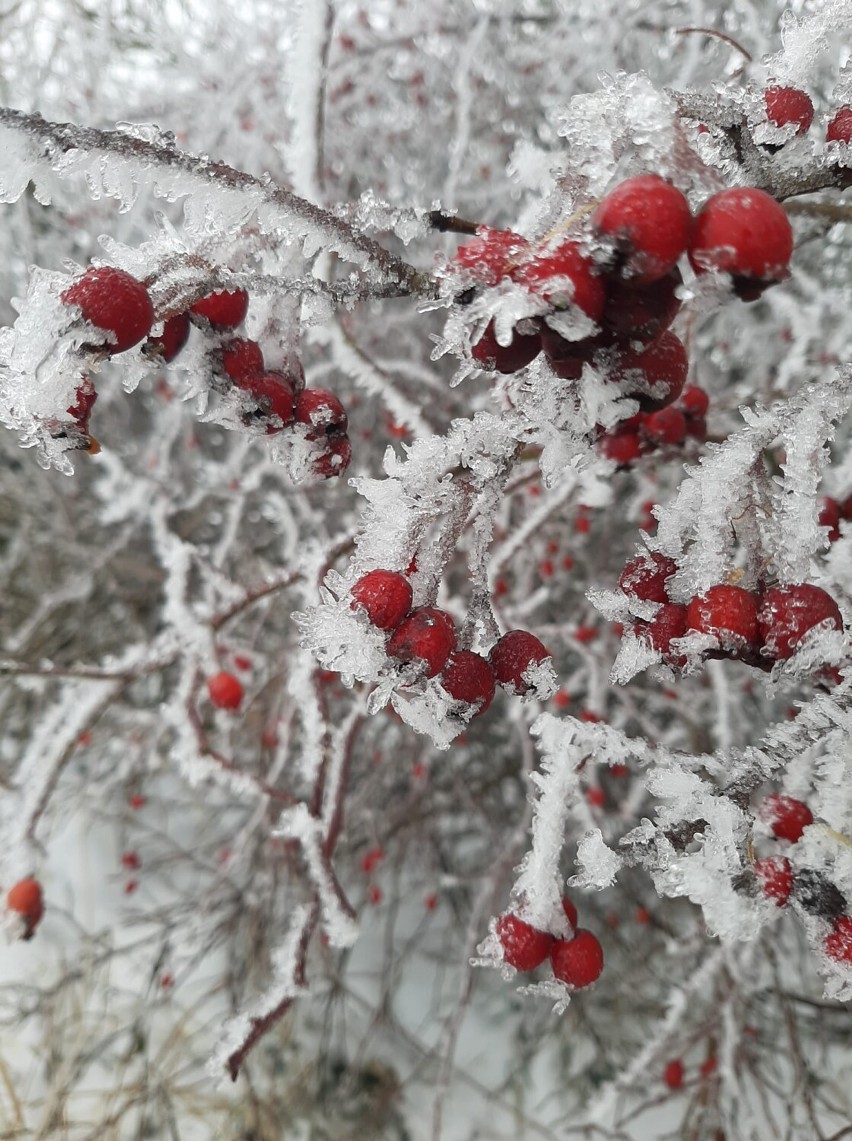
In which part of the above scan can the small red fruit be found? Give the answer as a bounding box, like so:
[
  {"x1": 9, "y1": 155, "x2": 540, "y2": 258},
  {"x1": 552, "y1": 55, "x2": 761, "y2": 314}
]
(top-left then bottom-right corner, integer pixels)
[
  {"x1": 763, "y1": 85, "x2": 814, "y2": 136},
  {"x1": 753, "y1": 855, "x2": 794, "y2": 905},
  {"x1": 220, "y1": 338, "x2": 264, "y2": 381},
  {"x1": 757, "y1": 583, "x2": 843, "y2": 660},
  {"x1": 598, "y1": 429, "x2": 644, "y2": 465},
  {"x1": 350, "y1": 569, "x2": 413, "y2": 631},
  {"x1": 7, "y1": 877, "x2": 44, "y2": 939},
  {"x1": 207, "y1": 671, "x2": 244, "y2": 711},
  {"x1": 759, "y1": 793, "x2": 813, "y2": 843},
  {"x1": 312, "y1": 434, "x2": 352, "y2": 479},
  {"x1": 688, "y1": 188, "x2": 793, "y2": 294},
  {"x1": 512, "y1": 240, "x2": 605, "y2": 320},
  {"x1": 550, "y1": 928, "x2": 604, "y2": 988},
  {"x1": 67, "y1": 377, "x2": 98, "y2": 428},
  {"x1": 295, "y1": 388, "x2": 348, "y2": 440},
  {"x1": 562, "y1": 896, "x2": 579, "y2": 930},
  {"x1": 62, "y1": 267, "x2": 154, "y2": 353},
  {"x1": 686, "y1": 584, "x2": 759, "y2": 653},
  {"x1": 619, "y1": 551, "x2": 678, "y2": 603},
  {"x1": 679, "y1": 385, "x2": 710, "y2": 419},
  {"x1": 600, "y1": 267, "x2": 683, "y2": 343},
  {"x1": 496, "y1": 912, "x2": 554, "y2": 971},
  {"x1": 489, "y1": 629, "x2": 551, "y2": 695},
  {"x1": 190, "y1": 288, "x2": 249, "y2": 329},
  {"x1": 634, "y1": 603, "x2": 688, "y2": 659},
  {"x1": 824, "y1": 915, "x2": 852, "y2": 963},
  {"x1": 826, "y1": 106, "x2": 852, "y2": 144},
  {"x1": 471, "y1": 320, "x2": 541, "y2": 373},
  {"x1": 592, "y1": 175, "x2": 692, "y2": 284},
  {"x1": 121, "y1": 851, "x2": 141, "y2": 871},
  {"x1": 387, "y1": 607, "x2": 456, "y2": 678},
  {"x1": 663, "y1": 1059, "x2": 684, "y2": 1090},
  {"x1": 439, "y1": 650, "x2": 496, "y2": 715},
  {"x1": 453, "y1": 227, "x2": 529, "y2": 285},
  {"x1": 642, "y1": 407, "x2": 687, "y2": 446},
  {"x1": 146, "y1": 312, "x2": 191, "y2": 362},
  {"x1": 612, "y1": 331, "x2": 689, "y2": 412},
  {"x1": 237, "y1": 370, "x2": 296, "y2": 432}
]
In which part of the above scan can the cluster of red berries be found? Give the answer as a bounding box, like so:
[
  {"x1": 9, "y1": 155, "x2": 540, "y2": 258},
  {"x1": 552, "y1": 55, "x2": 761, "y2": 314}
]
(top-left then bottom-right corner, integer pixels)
[
  {"x1": 760, "y1": 84, "x2": 852, "y2": 147},
  {"x1": 597, "y1": 382, "x2": 709, "y2": 466},
  {"x1": 749, "y1": 793, "x2": 852, "y2": 964},
  {"x1": 618, "y1": 552, "x2": 844, "y2": 670},
  {"x1": 59, "y1": 266, "x2": 351, "y2": 477},
  {"x1": 496, "y1": 896, "x2": 604, "y2": 989},
  {"x1": 348, "y1": 569, "x2": 553, "y2": 712},
  {"x1": 6, "y1": 877, "x2": 44, "y2": 940},
  {"x1": 454, "y1": 174, "x2": 794, "y2": 402}
]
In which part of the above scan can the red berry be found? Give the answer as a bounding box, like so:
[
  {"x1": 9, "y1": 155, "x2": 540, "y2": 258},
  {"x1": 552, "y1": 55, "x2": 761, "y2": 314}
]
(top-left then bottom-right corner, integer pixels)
[
  {"x1": 600, "y1": 267, "x2": 683, "y2": 343},
  {"x1": 598, "y1": 429, "x2": 643, "y2": 465},
  {"x1": 471, "y1": 320, "x2": 541, "y2": 373},
  {"x1": 613, "y1": 331, "x2": 689, "y2": 412},
  {"x1": 387, "y1": 607, "x2": 456, "y2": 678},
  {"x1": 207, "y1": 671, "x2": 244, "y2": 711},
  {"x1": 757, "y1": 584, "x2": 843, "y2": 660},
  {"x1": 7, "y1": 877, "x2": 44, "y2": 939},
  {"x1": 67, "y1": 376, "x2": 97, "y2": 428},
  {"x1": 699, "y1": 1057, "x2": 718, "y2": 1079},
  {"x1": 453, "y1": 227, "x2": 529, "y2": 285},
  {"x1": 759, "y1": 793, "x2": 813, "y2": 843},
  {"x1": 146, "y1": 312, "x2": 191, "y2": 362},
  {"x1": 312, "y1": 434, "x2": 352, "y2": 479},
  {"x1": 689, "y1": 189, "x2": 793, "y2": 294},
  {"x1": 512, "y1": 240, "x2": 605, "y2": 320},
  {"x1": 592, "y1": 175, "x2": 692, "y2": 284},
  {"x1": 439, "y1": 650, "x2": 496, "y2": 715},
  {"x1": 826, "y1": 106, "x2": 852, "y2": 144},
  {"x1": 818, "y1": 496, "x2": 841, "y2": 542},
  {"x1": 634, "y1": 603, "x2": 688, "y2": 659},
  {"x1": 763, "y1": 85, "x2": 814, "y2": 136},
  {"x1": 237, "y1": 370, "x2": 295, "y2": 432},
  {"x1": 295, "y1": 388, "x2": 348, "y2": 440},
  {"x1": 220, "y1": 338, "x2": 264, "y2": 381},
  {"x1": 824, "y1": 915, "x2": 852, "y2": 963},
  {"x1": 562, "y1": 896, "x2": 579, "y2": 930},
  {"x1": 586, "y1": 786, "x2": 605, "y2": 807},
  {"x1": 129, "y1": 794, "x2": 146, "y2": 810},
  {"x1": 350, "y1": 569, "x2": 413, "y2": 630},
  {"x1": 619, "y1": 551, "x2": 678, "y2": 603},
  {"x1": 679, "y1": 385, "x2": 710, "y2": 419},
  {"x1": 753, "y1": 855, "x2": 793, "y2": 906},
  {"x1": 642, "y1": 407, "x2": 687, "y2": 446},
  {"x1": 121, "y1": 851, "x2": 141, "y2": 871},
  {"x1": 190, "y1": 288, "x2": 249, "y2": 329},
  {"x1": 550, "y1": 928, "x2": 604, "y2": 988},
  {"x1": 62, "y1": 267, "x2": 154, "y2": 353},
  {"x1": 663, "y1": 1059, "x2": 684, "y2": 1090},
  {"x1": 496, "y1": 912, "x2": 554, "y2": 971},
  {"x1": 686, "y1": 584, "x2": 759, "y2": 653},
  {"x1": 489, "y1": 629, "x2": 551, "y2": 694}
]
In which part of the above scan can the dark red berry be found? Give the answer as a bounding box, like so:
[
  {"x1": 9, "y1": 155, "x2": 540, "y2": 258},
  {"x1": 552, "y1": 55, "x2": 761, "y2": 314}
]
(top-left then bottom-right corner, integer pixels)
[
  {"x1": 592, "y1": 175, "x2": 692, "y2": 284},
  {"x1": 642, "y1": 406, "x2": 687, "y2": 446},
  {"x1": 613, "y1": 331, "x2": 689, "y2": 412},
  {"x1": 598, "y1": 429, "x2": 643, "y2": 465},
  {"x1": 824, "y1": 915, "x2": 852, "y2": 963},
  {"x1": 312, "y1": 435, "x2": 352, "y2": 479},
  {"x1": 686, "y1": 584, "x2": 759, "y2": 653},
  {"x1": 512, "y1": 240, "x2": 605, "y2": 320},
  {"x1": 496, "y1": 912, "x2": 554, "y2": 971},
  {"x1": 237, "y1": 370, "x2": 295, "y2": 432},
  {"x1": 453, "y1": 227, "x2": 529, "y2": 285},
  {"x1": 619, "y1": 551, "x2": 678, "y2": 603},
  {"x1": 190, "y1": 288, "x2": 249, "y2": 329},
  {"x1": 757, "y1": 584, "x2": 842, "y2": 660},
  {"x1": 550, "y1": 928, "x2": 604, "y2": 988},
  {"x1": 62, "y1": 267, "x2": 154, "y2": 353},
  {"x1": 753, "y1": 856, "x2": 793, "y2": 906},
  {"x1": 663, "y1": 1059, "x2": 684, "y2": 1090},
  {"x1": 295, "y1": 388, "x2": 348, "y2": 440},
  {"x1": 489, "y1": 630, "x2": 551, "y2": 694},
  {"x1": 6, "y1": 877, "x2": 44, "y2": 940},
  {"x1": 826, "y1": 106, "x2": 852, "y2": 144},
  {"x1": 472, "y1": 320, "x2": 541, "y2": 373},
  {"x1": 679, "y1": 385, "x2": 710, "y2": 419},
  {"x1": 145, "y1": 312, "x2": 191, "y2": 362},
  {"x1": 634, "y1": 603, "x2": 688, "y2": 659},
  {"x1": 207, "y1": 671, "x2": 244, "y2": 711},
  {"x1": 350, "y1": 570, "x2": 413, "y2": 631},
  {"x1": 601, "y1": 266, "x2": 683, "y2": 344},
  {"x1": 763, "y1": 86, "x2": 814, "y2": 136},
  {"x1": 220, "y1": 338, "x2": 264, "y2": 381},
  {"x1": 688, "y1": 188, "x2": 793, "y2": 291},
  {"x1": 439, "y1": 650, "x2": 496, "y2": 715},
  {"x1": 67, "y1": 377, "x2": 97, "y2": 428},
  {"x1": 759, "y1": 793, "x2": 813, "y2": 843},
  {"x1": 387, "y1": 607, "x2": 456, "y2": 678}
]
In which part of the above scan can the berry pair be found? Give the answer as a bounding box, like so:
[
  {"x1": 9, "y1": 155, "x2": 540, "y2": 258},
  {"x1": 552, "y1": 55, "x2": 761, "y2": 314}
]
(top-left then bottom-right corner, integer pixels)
[
  {"x1": 597, "y1": 383, "x2": 708, "y2": 465},
  {"x1": 496, "y1": 897, "x2": 604, "y2": 988}
]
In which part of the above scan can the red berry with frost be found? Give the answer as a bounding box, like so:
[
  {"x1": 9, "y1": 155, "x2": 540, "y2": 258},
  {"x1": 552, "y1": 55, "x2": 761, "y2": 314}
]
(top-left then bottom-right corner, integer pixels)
[
  {"x1": 753, "y1": 856, "x2": 794, "y2": 905},
  {"x1": 62, "y1": 267, "x2": 154, "y2": 353},
  {"x1": 613, "y1": 331, "x2": 689, "y2": 412},
  {"x1": 818, "y1": 497, "x2": 841, "y2": 542},
  {"x1": 453, "y1": 227, "x2": 529, "y2": 285},
  {"x1": 220, "y1": 338, "x2": 264, "y2": 381},
  {"x1": 190, "y1": 288, "x2": 249, "y2": 329},
  {"x1": 350, "y1": 570, "x2": 413, "y2": 631},
  {"x1": 642, "y1": 407, "x2": 687, "y2": 446},
  {"x1": 387, "y1": 607, "x2": 456, "y2": 678},
  {"x1": 6, "y1": 877, "x2": 44, "y2": 939},
  {"x1": 824, "y1": 915, "x2": 852, "y2": 963},
  {"x1": 439, "y1": 650, "x2": 496, "y2": 715},
  {"x1": 763, "y1": 85, "x2": 814, "y2": 136},
  {"x1": 757, "y1": 583, "x2": 843, "y2": 660},
  {"x1": 634, "y1": 603, "x2": 688, "y2": 660},
  {"x1": 145, "y1": 312, "x2": 191, "y2": 362},
  {"x1": 619, "y1": 551, "x2": 678, "y2": 603},
  {"x1": 598, "y1": 428, "x2": 644, "y2": 465},
  {"x1": 67, "y1": 377, "x2": 97, "y2": 428},
  {"x1": 686, "y1": 584, "x2": 759, "y2": 653},
  {"x1": 679, "y1": 385, "x2": 710, "y2": 419},
  {"x1": 207, "y1": 671, "x2": 244, "y2": 711},
  {"x1": 826, "y1": 106, "x2": 852, "y2": 144},
  {"x1": 562, "y1": 896, "x2": 579, "y2": 931},
  {"x1": 663, "y1": 1059, "x2": 684, "y2": 1090},
  {"x1": 295, "y1": 388, "x2": 348, "y2": 440},
  {"x1": 512, "y1": 240, "x2": 605, "y2": 320},
  {"x1": 312, "y1": 435, "x2": 352, "y2": 479},
  {"x1": 592, "y1": 175, "x2": 692, "y2": 284},
  {"x1": 759, "y1": 793, "x2": 813, "y2": 843},
  {"x1": 489, "y1": 630, "x2": 551, "y2": 694},
  {"x1": 496, "y1": 912, "x2": 554, "y2": 971},
  {"x1": 601, "y1": 267, "x2": 683, "y2": 343},
  {"x1": 550, "y1": 928, "x2": 604, "y2": 988},
  {"x1": 689, "y1": 189, "x2": 793, "y2": 296},
  {"x1": 472, "y1": 320, "x2": 541, "y2": 373},
  {"x1": 237, "y1": 370, "x2": 295, "y2": 433}
]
